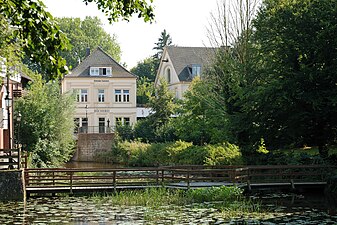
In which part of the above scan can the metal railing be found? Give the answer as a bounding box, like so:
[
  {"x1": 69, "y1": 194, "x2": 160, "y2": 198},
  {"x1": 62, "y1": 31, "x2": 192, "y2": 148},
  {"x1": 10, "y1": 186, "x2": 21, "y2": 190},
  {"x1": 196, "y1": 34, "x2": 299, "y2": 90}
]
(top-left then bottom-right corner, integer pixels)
[
  {"x1": 77, "y1": 126, "x2": 114, "y2": 134},
  {"x1": 0, "y1": 149, "x2": 20, "y2": 169}
]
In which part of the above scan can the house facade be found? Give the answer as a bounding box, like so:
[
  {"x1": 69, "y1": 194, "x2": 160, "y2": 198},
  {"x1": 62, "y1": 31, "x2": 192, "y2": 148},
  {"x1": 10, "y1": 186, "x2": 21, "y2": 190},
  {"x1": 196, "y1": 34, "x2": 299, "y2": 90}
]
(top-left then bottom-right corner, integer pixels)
[
  {"x1": 154, "y1": 46, "x2": 216, "y2": 99},
  {"x1": 61, "y1": 47, "x2": 137, "y2": 133}
]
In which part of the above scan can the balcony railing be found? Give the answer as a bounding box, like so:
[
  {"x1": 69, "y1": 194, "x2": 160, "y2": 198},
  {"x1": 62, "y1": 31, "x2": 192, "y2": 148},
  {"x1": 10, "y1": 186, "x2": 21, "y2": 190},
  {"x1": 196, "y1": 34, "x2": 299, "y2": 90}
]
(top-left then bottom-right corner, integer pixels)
[{"x1": 77, "y1": 126, "x2": 114, "y2": 134}]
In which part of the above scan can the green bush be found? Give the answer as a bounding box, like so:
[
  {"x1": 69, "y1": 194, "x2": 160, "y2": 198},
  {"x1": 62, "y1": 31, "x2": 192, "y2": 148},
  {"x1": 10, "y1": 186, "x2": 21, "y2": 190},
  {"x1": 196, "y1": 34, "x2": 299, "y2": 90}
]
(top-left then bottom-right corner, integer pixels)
[
  {"x1": 99, "y1": 140, "x2": 244, "y2": 167},
  {"x1": 204, "y1": 142, "x2": 243, "y2": 166}
]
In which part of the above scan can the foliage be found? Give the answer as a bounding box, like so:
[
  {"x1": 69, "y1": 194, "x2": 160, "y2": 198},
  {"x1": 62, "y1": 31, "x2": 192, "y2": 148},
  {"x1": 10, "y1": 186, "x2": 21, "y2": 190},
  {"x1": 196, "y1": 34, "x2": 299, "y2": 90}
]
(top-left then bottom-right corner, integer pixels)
[
  {"x1": 204, "y1": 142, "x2": 243, "y2": 166},
  {"x1": 92, "y1": 187, "x2": 252, "y2": 210},
  {"x1": 134, "y1": 79, "x2": 177, "y2": 142},
  {"x1": 153, "y1": 29, "x2": 172, "y2": 59},
  {"x1": 15, "y1": 74, "x2": 76, "y2": 167},
  {"x1": 0, "y1": 0, "x2": 69, "y2": 79},
  {"x1": 135, "y1": 77, "x2": 155, "y2": 105},
  {"x1": 250, "y1": 0, "x2": 337, "y2": 155},
  {"x1": 57, "y1": 16, "x2": 121, "y2": 69},
  {"x1": 96, "y1": 140, "x2": 243, "y2": 167},
  {"x1": 83, "y1": 0, "x2": 155, "y2": 23},
  {"x1": 186, "y1": 186, "x2": 243, "y2": 203},
  {"x1": 131, "y1": 57, "x2": 159, "y2": 82},
  {"x1": 175, "y1": 77, "x2": 229, "y2": 145},
  {"x1": 115, "y1": 124, "x2": 135, "y2": 141},
  {"x1": 0, "y1": 0, "x2": 154, "y2": 80}
]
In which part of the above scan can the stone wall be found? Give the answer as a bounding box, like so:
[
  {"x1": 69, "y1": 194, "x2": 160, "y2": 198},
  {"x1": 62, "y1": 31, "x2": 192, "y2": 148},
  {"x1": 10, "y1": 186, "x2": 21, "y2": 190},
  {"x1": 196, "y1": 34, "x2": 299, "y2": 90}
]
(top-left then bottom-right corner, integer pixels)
[
  {"x1": 0, "y1": 170, "x2": 25, "y2": 201},
  {"x1": 74, "y1": 133, "x2": 115, "y2": 161}
]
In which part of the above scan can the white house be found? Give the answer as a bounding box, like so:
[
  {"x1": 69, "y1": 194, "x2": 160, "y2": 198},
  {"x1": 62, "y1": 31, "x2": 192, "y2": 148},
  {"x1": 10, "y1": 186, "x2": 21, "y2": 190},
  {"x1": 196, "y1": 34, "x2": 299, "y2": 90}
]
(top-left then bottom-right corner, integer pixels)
[
  {"x1": 154, "y1": 46, "x2": 216, "y2": 99},
  {"x1": 61, "y1": 47, "x2": 137, "y2": 133}
]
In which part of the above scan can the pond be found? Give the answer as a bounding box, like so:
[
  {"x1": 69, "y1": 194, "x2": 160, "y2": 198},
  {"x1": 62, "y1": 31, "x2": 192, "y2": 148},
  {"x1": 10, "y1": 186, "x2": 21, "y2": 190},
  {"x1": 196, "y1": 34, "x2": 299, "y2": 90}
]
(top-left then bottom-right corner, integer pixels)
[{"x1": 1, "y1": 192, "x2": 337, "y2": 224}]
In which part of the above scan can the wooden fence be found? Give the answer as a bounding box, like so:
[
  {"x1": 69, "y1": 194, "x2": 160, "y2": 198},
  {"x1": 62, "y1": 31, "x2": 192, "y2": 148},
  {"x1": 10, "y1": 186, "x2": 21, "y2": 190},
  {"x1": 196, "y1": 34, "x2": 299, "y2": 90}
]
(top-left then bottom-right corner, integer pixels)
[{"x1": 24, "y1": 165, "x2": 336, "y2": 194}]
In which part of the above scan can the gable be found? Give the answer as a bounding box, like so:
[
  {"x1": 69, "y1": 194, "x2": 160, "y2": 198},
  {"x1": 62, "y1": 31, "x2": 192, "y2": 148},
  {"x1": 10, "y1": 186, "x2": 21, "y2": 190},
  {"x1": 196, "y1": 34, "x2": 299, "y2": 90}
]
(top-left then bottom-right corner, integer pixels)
[{"x1": 66, "y1": 47, "x2": 136, "y2": 78}]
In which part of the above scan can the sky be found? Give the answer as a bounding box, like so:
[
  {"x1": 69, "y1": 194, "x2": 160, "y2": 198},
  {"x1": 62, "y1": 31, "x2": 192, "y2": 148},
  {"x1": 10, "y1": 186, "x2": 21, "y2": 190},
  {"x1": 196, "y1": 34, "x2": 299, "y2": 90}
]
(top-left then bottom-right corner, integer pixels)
[{"x1": 43, "y1": 0, "x2": 219, "y2": 69}]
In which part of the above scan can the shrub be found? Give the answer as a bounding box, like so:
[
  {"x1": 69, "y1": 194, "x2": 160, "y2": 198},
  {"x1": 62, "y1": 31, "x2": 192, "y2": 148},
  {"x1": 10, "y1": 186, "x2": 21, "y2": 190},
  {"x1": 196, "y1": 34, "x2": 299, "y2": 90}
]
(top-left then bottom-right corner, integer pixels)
[{"x1": 204, "y1": 142, "x2": 243, "y2": 166}]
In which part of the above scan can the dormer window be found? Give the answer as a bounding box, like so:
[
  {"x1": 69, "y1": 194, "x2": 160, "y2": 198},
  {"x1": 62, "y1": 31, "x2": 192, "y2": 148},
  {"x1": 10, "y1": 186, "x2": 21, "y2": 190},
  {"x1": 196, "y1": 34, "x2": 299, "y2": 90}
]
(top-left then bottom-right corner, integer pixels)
[
  {"x1": 191, "y1": 64, "x2": 201, "y2": 77},
  {"x1": 90, "y1": 67, "x2": 112, "y2": 76}
]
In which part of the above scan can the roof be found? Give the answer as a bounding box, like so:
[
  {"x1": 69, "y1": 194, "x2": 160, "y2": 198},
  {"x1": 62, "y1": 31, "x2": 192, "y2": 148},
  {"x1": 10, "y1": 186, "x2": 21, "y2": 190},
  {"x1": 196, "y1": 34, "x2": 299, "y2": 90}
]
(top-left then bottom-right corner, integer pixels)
[
  {"x1": 165, "y1": 46, "x2": 217, "y2": 82},
  {"x1": 65, "y1": 47, "x2": 136, "y2": 78}
]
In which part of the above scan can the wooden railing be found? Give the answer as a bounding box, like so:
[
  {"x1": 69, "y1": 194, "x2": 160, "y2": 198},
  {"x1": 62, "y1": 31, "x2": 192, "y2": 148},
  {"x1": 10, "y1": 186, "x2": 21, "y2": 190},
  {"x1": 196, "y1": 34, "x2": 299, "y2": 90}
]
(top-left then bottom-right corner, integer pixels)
[
  {"x1": 234, "y1": 164, "x2": 335, "y2": 191},
  {"x1": 24, "y1": 165, "x2": 336, "y2": 194}
]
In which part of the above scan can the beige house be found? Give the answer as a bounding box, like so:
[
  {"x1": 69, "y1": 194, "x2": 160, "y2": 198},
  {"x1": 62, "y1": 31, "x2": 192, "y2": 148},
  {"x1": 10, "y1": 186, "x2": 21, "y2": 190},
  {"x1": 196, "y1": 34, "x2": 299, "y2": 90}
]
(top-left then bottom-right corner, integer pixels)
[
  {"x1": 61, "y1": 47, "x2": 137, "y2": 133},
  {"x1": 154, "y1": 46, "x2": 216, "y2": 99}
]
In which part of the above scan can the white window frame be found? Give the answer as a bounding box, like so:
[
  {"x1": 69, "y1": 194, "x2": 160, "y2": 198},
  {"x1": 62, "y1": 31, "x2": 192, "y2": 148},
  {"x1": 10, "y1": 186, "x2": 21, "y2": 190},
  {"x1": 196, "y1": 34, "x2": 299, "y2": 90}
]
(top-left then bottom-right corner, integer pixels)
[
  {"x1": 115, "y1": 89, "x2": 122, "y2": 102},
  {"x1": 115, "y1": 117, "x2": 130, "y2": 126},
  {"x1": 90, "y1": 67, "x2": 112, "y2": 76},
  {"x1": 115, "y1": 89, "x2": 130, "y2": 103},
  {"x1": 79, "y1": 89, "x2": 88, "y2": 102},
  {"x1": 191, "y1": 64, "x2": 201, "y2": 77},
  {"x1": 98, "y1": 89, "x2": 105, "y2": 102},
  {"x1": 123, "y1": 90, "x2": 130, "y2": 102}
]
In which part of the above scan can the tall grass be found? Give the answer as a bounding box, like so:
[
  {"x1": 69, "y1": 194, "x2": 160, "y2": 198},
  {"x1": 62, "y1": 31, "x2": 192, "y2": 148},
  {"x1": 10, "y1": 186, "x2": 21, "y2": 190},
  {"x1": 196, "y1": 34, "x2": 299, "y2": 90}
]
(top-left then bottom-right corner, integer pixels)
[{"x1": 90, "y1": 186, "x2": 260, "y2": 213}]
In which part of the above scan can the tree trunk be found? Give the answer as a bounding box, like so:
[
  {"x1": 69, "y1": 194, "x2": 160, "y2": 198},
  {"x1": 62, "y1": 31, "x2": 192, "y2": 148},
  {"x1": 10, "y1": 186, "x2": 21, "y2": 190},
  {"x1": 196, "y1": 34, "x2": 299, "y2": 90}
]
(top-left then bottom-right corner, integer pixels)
[{"x1": 318, "y1": 144, "x2": 329, "y2": 158}]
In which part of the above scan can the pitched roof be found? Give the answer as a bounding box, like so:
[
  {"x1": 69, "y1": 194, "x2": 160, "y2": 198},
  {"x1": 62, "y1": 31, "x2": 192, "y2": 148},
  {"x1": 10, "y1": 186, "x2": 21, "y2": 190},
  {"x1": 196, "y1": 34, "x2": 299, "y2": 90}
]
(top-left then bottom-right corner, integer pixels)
[
  {"x1": 65, "y1": 47, "x2": 136, "y2": 78},
  {"x1": 165, "y1": 46, "x2": 217, "y2": 82}
]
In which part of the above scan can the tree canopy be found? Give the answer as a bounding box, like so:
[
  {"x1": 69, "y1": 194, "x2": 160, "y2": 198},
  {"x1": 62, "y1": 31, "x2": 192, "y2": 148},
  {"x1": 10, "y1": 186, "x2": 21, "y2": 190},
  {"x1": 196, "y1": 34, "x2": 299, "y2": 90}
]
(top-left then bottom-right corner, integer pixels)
[
  {"x1": 57, "y1": 16, "x2": 121, "y2": 70},
  {"x1": 15, "y1": 73, "x2": 76, "y2": 167},
  {"x1": 0, "y1": 0, "x2": 154, "y2": 80}
]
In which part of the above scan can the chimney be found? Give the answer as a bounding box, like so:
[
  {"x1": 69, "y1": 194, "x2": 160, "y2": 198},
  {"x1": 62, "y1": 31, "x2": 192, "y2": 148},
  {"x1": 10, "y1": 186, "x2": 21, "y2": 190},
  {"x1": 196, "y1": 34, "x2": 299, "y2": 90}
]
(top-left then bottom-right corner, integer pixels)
[{"x1": 86, "y1": 48, "x2": 90, "y2": 57}]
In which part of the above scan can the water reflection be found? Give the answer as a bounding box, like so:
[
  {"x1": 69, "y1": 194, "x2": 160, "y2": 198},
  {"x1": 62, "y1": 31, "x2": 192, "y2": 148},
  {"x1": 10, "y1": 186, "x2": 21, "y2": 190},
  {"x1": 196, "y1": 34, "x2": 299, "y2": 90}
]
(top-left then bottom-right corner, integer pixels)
[{"x1": 1, "y1": 193, "x2": 337, "y2": 224}]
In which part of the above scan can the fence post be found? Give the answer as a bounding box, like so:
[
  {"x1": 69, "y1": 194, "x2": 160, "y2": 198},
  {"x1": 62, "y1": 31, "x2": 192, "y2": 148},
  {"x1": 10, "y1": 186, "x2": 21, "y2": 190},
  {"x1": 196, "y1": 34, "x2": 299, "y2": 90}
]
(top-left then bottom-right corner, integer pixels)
[
  {"x1": 187, "y1": 170, "x2": 190, "y2": 190},
  {"x1": 69, "y1": 172, "x2": 73, "y2": 195},
  {"x1": 113, "y1": 171, "x2": 116, "y2": 192},
  {"x1": 156, "y1": 170, "x2": 159, "y2": 185},
  {"x1": 161, "y1": 169, "x2": 164, "y2": 187}
]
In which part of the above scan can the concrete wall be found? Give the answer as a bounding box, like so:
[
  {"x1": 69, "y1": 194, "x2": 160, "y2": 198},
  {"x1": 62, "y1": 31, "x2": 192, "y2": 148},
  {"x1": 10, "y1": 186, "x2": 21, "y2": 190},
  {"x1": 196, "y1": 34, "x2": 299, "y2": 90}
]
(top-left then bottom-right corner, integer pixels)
[
  {"x1": 74, "y1": 133, "x2": 115, "y2": 161},
  {"x1": 0, "y1": 170, "x2": 25, "y2": 201}
]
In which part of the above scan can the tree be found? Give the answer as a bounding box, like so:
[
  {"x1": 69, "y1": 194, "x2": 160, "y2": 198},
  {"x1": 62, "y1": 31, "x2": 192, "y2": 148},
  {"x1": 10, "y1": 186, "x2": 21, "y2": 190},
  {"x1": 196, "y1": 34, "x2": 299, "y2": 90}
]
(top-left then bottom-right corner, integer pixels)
[
  {"x1": 57, "y1": 16, "x2": 121, "y2": 69},
  {"x1": 131, "y1": 57, "x2": 158, "y2": 82},
  {"x1": 15, "y1": 73, "x2": 76, "y2": 167},
  {"x1": 204, "y1": 0, "x2": 260, "y2": 148},
  {"x1": 251, "y1": 0, "x2": 337, "y2": 155},
  {"x1": 0, "y1": 0, "x2": 154, "y2": 80},
  {"x1": 153, "y1": 29, "x2": 172, "y2": 59},
  {"x1": 135, "y1": 79, "x2": 177, "y2": 142},
  {"x1": 175, "y1": 77, "x2": 229, "y2": 145}
]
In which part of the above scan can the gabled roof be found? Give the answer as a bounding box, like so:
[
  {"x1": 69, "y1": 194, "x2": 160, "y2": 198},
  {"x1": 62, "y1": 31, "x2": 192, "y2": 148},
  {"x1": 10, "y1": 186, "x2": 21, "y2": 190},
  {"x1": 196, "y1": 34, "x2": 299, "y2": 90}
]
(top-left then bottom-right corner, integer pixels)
[
  {"x1": 165, "y1": 46, "x2": 217, "y2": 82},
  {"x1": 65, "y1": 47, "x2": 136, "y2": 78}
]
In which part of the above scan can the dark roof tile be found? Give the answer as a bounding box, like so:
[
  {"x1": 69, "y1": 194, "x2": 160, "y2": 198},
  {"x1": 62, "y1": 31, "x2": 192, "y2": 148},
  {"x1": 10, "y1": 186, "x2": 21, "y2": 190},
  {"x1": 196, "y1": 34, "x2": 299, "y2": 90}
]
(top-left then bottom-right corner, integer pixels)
[{"x1": 66, "y1": 47, "x2": 136, "y2": 78}]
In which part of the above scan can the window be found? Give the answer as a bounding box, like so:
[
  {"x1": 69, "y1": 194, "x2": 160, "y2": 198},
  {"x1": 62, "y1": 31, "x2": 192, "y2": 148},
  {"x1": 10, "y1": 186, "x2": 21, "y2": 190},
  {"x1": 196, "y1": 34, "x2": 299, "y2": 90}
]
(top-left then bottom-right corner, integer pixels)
[
  {"x1": 98, "y1": 89, "x2": 105, "y2": 102},
  {"x1": 90, "y1": 67, "x2": 99, "y2": 75},
  {"x1": 90, "y1": 67, "x2": 112, "y2": 76},
  {"x1": 77, "y1": 89, "x2": 88, "y2": 102},
  {"x1": 115, "y1": 117, "x2": 122, "y2": 126},
  {"x1": 166, "y1": 68, "x2": 171, "y2": 83},
  {"x1": 115, "y1": 117, "x2": 130, "y2": 126},
  {"x1": 99, "y1": 118, "x2": 105, "y2": 133},
  {"x1": 81, "y1": 89, "x2": 88, "y2": 102},
  {"x1": 81, "y1": 118, "x2": 88, "y2": 133},
  {"x1": 123, "y1": 90, "x2": 130, "y2": 102},
  {"x1": 115, "y1": 89, "x2": 122, "y2": 102},
  {"x1": 115, "y1": 89, "x2": 130, "y2": 102},
  {"x1": 124, "y1": 117, "x2": 130, "y2": 126},
  {"x1": 191, "y1": 64, "x2": 201, "y2": 77}
]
